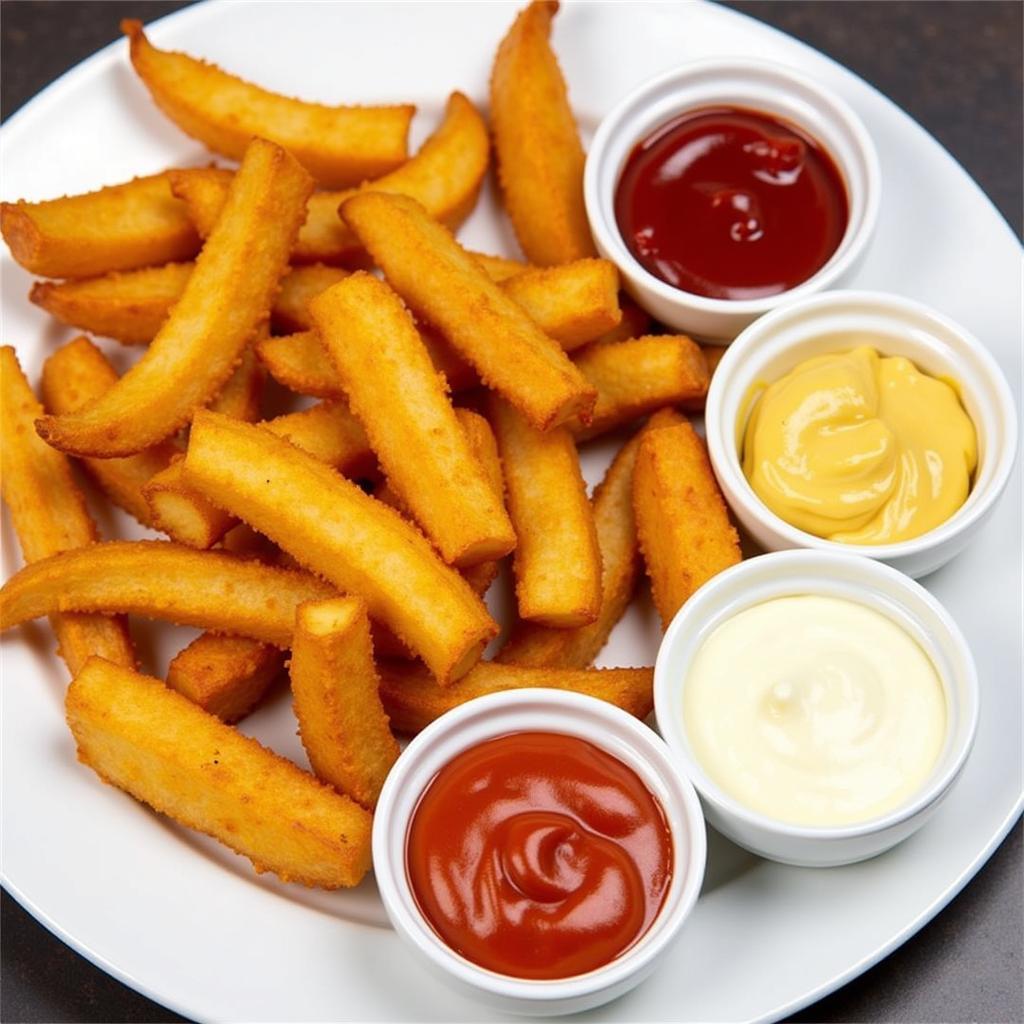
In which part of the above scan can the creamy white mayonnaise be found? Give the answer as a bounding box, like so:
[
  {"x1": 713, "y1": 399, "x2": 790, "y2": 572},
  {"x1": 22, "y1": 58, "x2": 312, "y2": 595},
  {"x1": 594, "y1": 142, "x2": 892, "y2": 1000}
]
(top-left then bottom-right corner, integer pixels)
[{"x1": 684, "y1": 595, "x2": 947, "y2": 827}]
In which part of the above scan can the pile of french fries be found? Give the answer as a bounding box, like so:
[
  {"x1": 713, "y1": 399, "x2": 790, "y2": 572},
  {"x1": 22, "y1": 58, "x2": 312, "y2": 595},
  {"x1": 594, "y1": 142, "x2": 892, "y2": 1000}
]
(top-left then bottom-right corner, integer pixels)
[{"x1": 0, "y1": 2, "x2": 741, "y2": 890}]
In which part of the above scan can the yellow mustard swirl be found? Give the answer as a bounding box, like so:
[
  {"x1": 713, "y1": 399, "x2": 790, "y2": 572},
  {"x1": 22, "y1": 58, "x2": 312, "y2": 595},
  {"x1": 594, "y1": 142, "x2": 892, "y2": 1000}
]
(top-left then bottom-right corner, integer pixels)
[{"x1": 742, "y1": 346, "x2": 977, "y2": 544}]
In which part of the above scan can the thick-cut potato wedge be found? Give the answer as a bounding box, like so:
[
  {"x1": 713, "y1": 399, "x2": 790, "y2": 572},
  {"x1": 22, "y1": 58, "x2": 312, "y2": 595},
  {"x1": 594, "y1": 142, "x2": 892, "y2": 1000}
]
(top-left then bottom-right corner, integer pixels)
[
  {"x1": 67, "y1": 657, "x2": 371, "y2": 888},
  {"x1": 290, "y1": 598, "x2": 400, "y2": 809},
  {"x1": 182, "y1": 412, "x2": 497, "y2": 683},
  {"x1": 633, "y1": 418, "x2": 742, "y2": 628},
  {"x1": 123, "y1": 20, "x2": 413, "y2": 188},
  {"x1": 272, "y1": 264, "x2": 350, "y2": 333},
  {"x1": 342, "y1": 193, "x2": 595, "y2": 430},
  {"x1": 170, "y1": 92, "x2": 488, "y2": 264},
  {"x1": 142, "y1": 457, "x2": 237, "y2": 549},
  {"x1": 0, "y1": 348, "x2": 134, "y2": 674},
  {"x1": 30, "y1": 262, "x2": 193, "y2": 345},
  {"x1": 570, "y1": 336, "x2": 710, "y2": 441},
  {"x1": 380, "y1": 660, "x2": 653, "y2": 735},
  {"x1": 262, "y1": 401, "x2": 374, "y2": 476},
  {"x1": 490, "y1": 1, "x2": 596, "y2": 265},
  {"x1": 1, "y1": 172, "x2": 199, "y2": 279},
  {"x1": 0, "y1": 541, "x2": 335, "y2": 648},
  {"x1": 41, "y1": 337, "x2": 177, "y2": 527},
  {"x1": 311, "y1": 274, "x2": 516, "y2": 567},
  {"x1": 166, "y1": 632, "x2": 284, "y2": 723},
  {"x1": 489, "y1": 396, "x2": 601, "y2": 627},
  {"x1": 36, "y1": 140, "x2": 312, "y2": 458},
  {"x1": 257, "y1": 328, "x2": 478, "y2": 399}
]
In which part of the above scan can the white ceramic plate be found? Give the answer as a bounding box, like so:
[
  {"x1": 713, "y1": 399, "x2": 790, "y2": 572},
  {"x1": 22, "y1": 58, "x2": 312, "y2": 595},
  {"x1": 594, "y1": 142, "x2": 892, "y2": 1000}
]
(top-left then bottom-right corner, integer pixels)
[{"x1": 1, "y1": 3, "x2": 1020, "y2": 1022}]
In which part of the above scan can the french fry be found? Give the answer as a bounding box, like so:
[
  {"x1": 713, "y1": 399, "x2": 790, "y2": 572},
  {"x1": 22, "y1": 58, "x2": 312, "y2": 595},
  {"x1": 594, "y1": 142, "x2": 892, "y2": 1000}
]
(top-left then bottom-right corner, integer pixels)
[
  {"x1": 66, "y1": 657, "x2": 371, "y2": 888},
  {"x1": 142, "y1": 457, "x2": 237, "y2": 549},
  {"x1": 262, "y1": 401, "x2": 374, "y2": 476},
  {"x1": 1, "y1": 172, "x2": 199, "y2": 278},
  {"x1": 40, "y1": 336, "x2": 177, "y2": 527},
  {"x1": 0, "y1": 541, "x2": 335, "y2": 648},
  {"x1": 0, "y1": 347, "x2": 134, "y2": 674},
  {"x1": 310, "y1": 273, "x2": 516, "y2": 567},
  {"x1": 489, "y1": 396, "x2": 601, "y2": 627},
  {"x1": 472, "y1": 252, "x2": 530, "y2": 282},
  {"x1": 570, "y1": 335, "x2": 709, "y2": 441},
  {"x1": 166, "y1": 632, "x2": 284, "y2": 723},
  {"x1": 497, "y1": 414, "x2": 686, "y2": 668},
  {"x1": 342, "y1": 192, "x2": 595, "y2": 430},
  {"x1": 680, "y1": 345, "x2": 727, "y2": 412},
  {"x1": 379, "y1": 660, "x2": 654, "y2": 735},
  {"x1": 181, "y1": 412, "x2": 497, "y2": 683},
  {"x1": 170, "y1": 92, "x2": 488, "y2": 265},
  {"x1": 592, "y1": 298, "x2": 652, "y2": 346},
  {"x1": 272, "y1": 264, "x2": 350, "y2": 333},
  {"x1": 256, "y1": 328, "x2": 478, "y2": 399},
  {"x1": 123, "y1": 20, "x2": 413, "y2": 188},
  {"x1": 30, "y1": 263, "x2": 194, "y2": 345},
  {"x1": 206, "y1": 343, "x2": 264, "y2": 422},
  {"x1": 633, "y1": 418, "x2": 742, "y2": 628},
  {"x1": 36, "y1": 139, "x2": 313, "y2": 458},
  {"x1": 490, "y1": 1, "x2": 596, "y2": 265},
  {"x1": 290, "y1": 597, "x2": 400, "y2": 809}
]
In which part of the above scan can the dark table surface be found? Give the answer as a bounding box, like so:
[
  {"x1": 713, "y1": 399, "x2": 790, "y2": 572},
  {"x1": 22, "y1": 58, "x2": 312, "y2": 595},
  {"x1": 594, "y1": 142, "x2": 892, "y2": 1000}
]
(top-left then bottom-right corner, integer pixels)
[{"x1": 1, "y1": 2, "x2": 1021, "y2": 1022}]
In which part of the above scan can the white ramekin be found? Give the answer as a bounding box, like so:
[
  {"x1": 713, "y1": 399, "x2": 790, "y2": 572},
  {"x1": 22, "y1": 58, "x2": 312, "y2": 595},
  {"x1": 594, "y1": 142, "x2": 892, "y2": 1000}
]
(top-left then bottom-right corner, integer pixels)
[
  {"x1": 584, "y1": 58, "x2": 881, "y2": 342},
  {"x1": 705, "y1": 290, "x2": 1018, "y2": 579},
  {"x1": 654, "y1": 550, "x2": 979, "y2": 868},
  {"x1": 372, "y1": 689, "x2": 706, "y2": 1017}
]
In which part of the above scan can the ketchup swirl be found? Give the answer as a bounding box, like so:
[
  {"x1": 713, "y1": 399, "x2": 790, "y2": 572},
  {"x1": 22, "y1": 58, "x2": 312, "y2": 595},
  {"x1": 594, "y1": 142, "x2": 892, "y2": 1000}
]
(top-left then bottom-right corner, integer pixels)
[{"x1": 406, "y1": 732, "x2": 673, "y2": 980}]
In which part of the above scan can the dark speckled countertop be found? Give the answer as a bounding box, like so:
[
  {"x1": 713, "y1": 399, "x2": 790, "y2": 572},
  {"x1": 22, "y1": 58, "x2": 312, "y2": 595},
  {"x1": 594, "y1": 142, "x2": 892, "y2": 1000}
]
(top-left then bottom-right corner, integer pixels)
[{"x1": 1, "y1": 2, "x2": 1021, "y2": 1022}]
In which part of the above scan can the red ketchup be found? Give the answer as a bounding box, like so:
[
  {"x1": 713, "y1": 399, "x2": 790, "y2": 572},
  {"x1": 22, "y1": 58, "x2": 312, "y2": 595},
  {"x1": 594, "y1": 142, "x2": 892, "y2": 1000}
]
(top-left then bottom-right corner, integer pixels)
[
  {"x1": 615, "y1": 106, "x2": 849, "y2": 301},
  {"x1": 406, "y1": 732, "x2": 674, "y2": 980}
]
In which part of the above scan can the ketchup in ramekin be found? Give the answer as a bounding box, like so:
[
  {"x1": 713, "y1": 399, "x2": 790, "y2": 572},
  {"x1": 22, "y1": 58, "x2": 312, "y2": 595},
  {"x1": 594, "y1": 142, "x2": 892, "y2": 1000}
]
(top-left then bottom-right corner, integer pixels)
[
  {"x1": 614, "y1": 106, "x2": 848, "y2": 301},
  {"x1": 405, "y1": 731, "x2": 674, "y2": 980}
]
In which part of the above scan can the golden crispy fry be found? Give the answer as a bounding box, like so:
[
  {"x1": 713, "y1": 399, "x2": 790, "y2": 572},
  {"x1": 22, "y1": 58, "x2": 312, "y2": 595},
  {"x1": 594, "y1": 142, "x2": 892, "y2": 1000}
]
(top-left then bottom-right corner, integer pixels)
[
  {"x1": 40, "y1": 337, "x2": 177, "y2": 527},
  {"x1": 1, "y1": 172, "x2": 199, "y2": 278},
  {"x1": 170, "y1": 92, "x2": 488, "y2": 265},
  {"x1": 256, "y1": 328, "x2": 478, "y2": 399},
  {"x1": 592, "y1": 298, "x2": 652, "y2": 346},
  {"x1": 342, "y1": 192, "x2": 595, "y2": 430},
  {"x1": 0, "y1": 347, "x2": 134, "y2": 675},
  {"x1": 472, "y1": 252, "x2": 531, "y2": 282},
  {"x1": 490, "y1": 1, "x2": 596, "y2": 265},
  {"x1": 633, "y1": 418, "x2": 742, "y2": 628},
  {"x1": 311, "y1": 274, "x2": 516, "y2": 567},
  {"x1": 182, "y1": 412, "x2": 497, "y2": 683},
  {"x1": 489, "y1": 396, "x2": 601, "y2": 627},
  {"x1": 0, "y1": 541, "x2": 334, "y2": 647},
  {"x1": 123, "y1": 20, "x2": 413, "y2": 188},
  {"x1": 67, "y1": 657, "x2": 371, "y2": 888},
  {"x1": 570, "y1": 336, "x2": 710, "y2": 441},
  {"x1": 262, "y1": 401, "x2": 374, "y2": 476},
  {"x1": 166, "y1": 632, "x2": 284, "y2": 723},
  {"x1": 30, "y1": 262, "x2": 193, "y2": 345},
  {"x1": 206, "y1": 343, "x2": 264, "y2": 422},
  {"x1": 272, "y1": 264, "x2": 350, "y2": 333},
  {"x1": 502, "y1": 259, "x2": 620, "y2": 350},
  {"x1": 142, "y1": 457, "x2": 237, "y2": 549},
  {"x1": 36, "y1": 140, "x2": 312, "y2": 457},
  {"x1": 679, "y1": 345, "x2": 727, "y2": 413},
  {"x1": 380, "y1": 660, "x2": 654, "y2": 735},
  {"x1": 290, "y1": 598, "x2": 400, "y2": 809}
]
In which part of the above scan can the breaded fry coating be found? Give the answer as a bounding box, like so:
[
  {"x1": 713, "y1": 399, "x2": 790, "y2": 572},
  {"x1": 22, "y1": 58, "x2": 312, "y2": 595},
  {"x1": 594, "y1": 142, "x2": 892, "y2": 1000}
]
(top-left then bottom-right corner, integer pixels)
[
  {"x1": 1, "y1": 172, "x2": 199, "y2": 278},
  {"x1": 123, "y1": 20, "x2": 413, "y2": 188},
  {"x1": 67, "y1": 658, "x2": 371, "y2": 887},
  {"x1": 311, "y1": 273, "x2": 516, "y2": 567},
  {"x1": 570, "y1": 335, "x2": 710, "y2": 440},
  {"x1": 0, "y1": 347, "x2": 134, "y2": 674},
  {"x1": 342, "y1": 192, "x2": 595, "y2": 430},
  {"x1": 166, "y1": 633, "x2": 284, "y2": 724},
  {"x1": 490, "y1": 1, "x2": 596, "y2": 265},
  {"x1": 489, "y1": 396, "x2": 601, "y2": 627},
  {"x1": 272, "y1": 264, "x2": 350, "y2": 333},
  {"x1": 379, "y1": 660, "x2": 653, "y2": 734},
  {"x1": 142, "y1": 457, "x2": 238, "y2": 550},
  {"x1": 633, "y1": 418, "x2": 742, "y2": 628},
  {"x1": 262, "y1": 401, "x2": 374, "y2": 476},
  {"x1": 290, "y1": 597, "x2": 400, "y2": 809},
  {"x1": 182, "y1": 412, "x2": 497, "y2": 683},
  {"x1": 36, "y1": 139, "x2": 312, "y2": 457},
  {"x1": 0, "y1": 541, "x2": 334, "y2": 648}
]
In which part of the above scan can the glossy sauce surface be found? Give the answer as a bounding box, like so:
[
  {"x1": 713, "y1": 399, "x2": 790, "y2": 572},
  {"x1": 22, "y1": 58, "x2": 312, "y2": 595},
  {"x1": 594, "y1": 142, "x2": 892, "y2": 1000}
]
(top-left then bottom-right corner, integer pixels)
[
  {"x1": 406, "y1": 732, "x2": 673, "y2": 980},
  {"x1": 615, "y1": 106, "x2": 849, "y2": 300}
]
